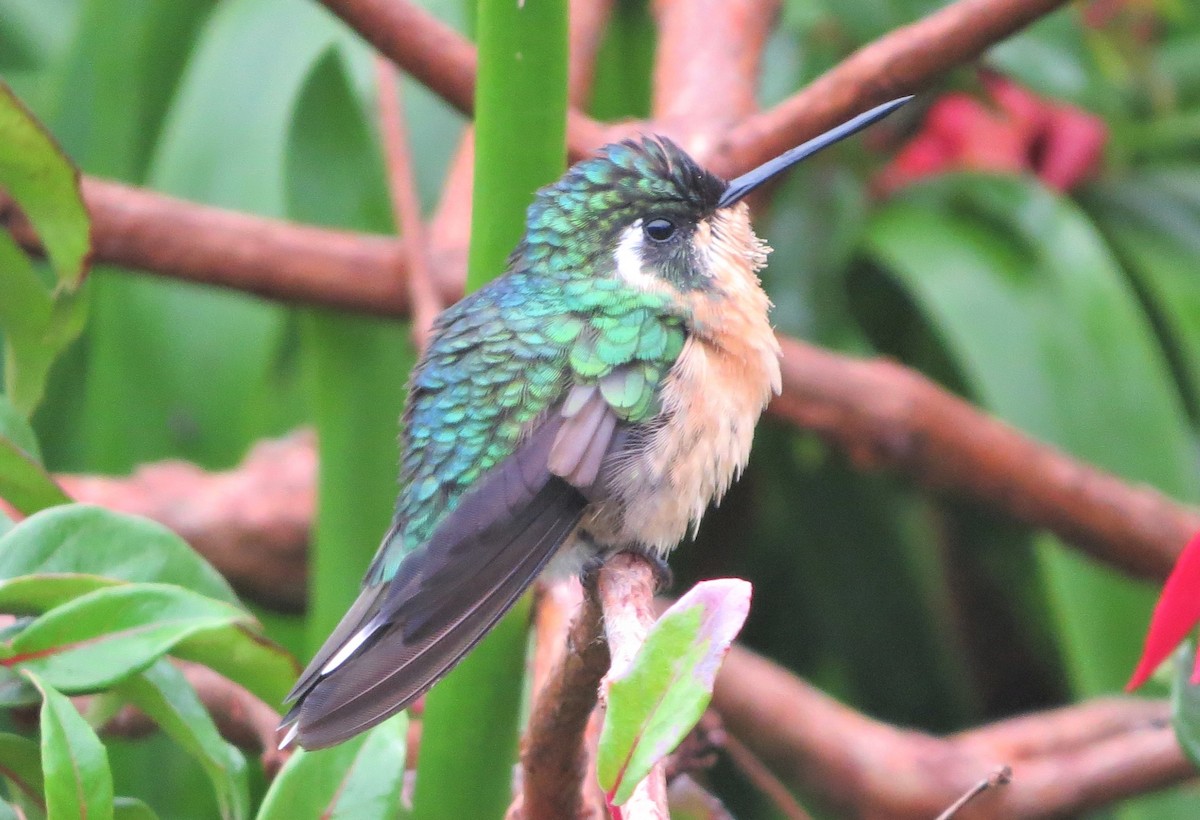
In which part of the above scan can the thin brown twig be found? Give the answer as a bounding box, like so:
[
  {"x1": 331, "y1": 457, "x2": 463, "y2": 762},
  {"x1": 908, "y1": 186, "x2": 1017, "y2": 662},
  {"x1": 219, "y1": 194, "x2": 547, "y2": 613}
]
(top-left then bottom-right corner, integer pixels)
[
  {"x1": 315, "y1": 0, "x2": 609, "y2": 160},
  {"x1": 714, "y1": 0, "x2": 1074, "y2": 177},
  {"x1": 375, "y1": 57, "x2": 442, "y2": 350},
  {"x1": 97, "y1": 660, "x2": 289, "y2": 778},
  {"x1": 721, "y1": 733, "x2": 814, "y2": 820},
  {"x1": 934, "y1": 766, "x2": 1013, "y2": 820}
]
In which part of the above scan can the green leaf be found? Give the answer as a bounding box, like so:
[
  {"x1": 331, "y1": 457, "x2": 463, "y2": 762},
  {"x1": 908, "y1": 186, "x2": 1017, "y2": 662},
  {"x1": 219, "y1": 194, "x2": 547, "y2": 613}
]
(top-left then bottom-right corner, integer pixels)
[
  {"x1": 0, "y1": 383, "x2": 69, "y2": 516},
  {"x1": 0, "y1": 574, "x2": 121, "y2": 614},
  {"x1": 0, "y1": 505, "x2": 240, "y2": 606},
  {"x1": 0, "y1": 732, "x2": 45, "y2": 812},
  {"x1": 4, "y1": 583, "x2": 247, "y2": 692},
  {"x1": 861, "y1": 175, "x2": 1199, "y2": 694},
  {"x1": 257, "y1": 713, "x2": 406, "y2": 820},
  {"x1": 1082, "y1": 171, "x2": 1200, "y2": 412},
  {"x1": 0, "y1": 82, "x2": 89, "y2": 289},
  {"x1": 114, "y1": 796, "x2": 160, "y2": 820},
  {"x1": 0, "y1": 83, "x2": 91, "y2": 416},
  {"x1": 116, "y1": 660, "x2": 249, "y2": 820},
  {"x1": 0, "y1": 394, "x2": 40, "y2": 461},
  {"x1": 26, "y1": 671, "x2": 114, "y2": 820},
  {"x1": 1171, "y1": 641, "x2": 1200, "y2": 769},
  {"x1": 171, "y1": 623, "x2": 297, "y2": 707},
  {"x1": 597, "y1": 579, "x2": 751, "y2": 806},
  {"x1": 0, "y1": 232, "x2": 88, "y2": 417}
]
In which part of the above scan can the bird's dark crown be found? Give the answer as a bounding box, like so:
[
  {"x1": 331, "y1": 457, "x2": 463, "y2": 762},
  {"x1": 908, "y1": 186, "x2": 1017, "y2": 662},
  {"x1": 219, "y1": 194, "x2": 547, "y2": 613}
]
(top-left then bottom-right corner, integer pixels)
[{"x1": 514, "y1": 137, "x2": 727, "y2": 276}]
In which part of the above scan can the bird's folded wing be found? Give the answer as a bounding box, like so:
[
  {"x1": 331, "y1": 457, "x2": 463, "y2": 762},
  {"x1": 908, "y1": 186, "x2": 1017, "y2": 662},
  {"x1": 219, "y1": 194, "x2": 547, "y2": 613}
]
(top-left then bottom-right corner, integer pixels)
[{"x1": 280, "y1": 398, "x2": 625, "y2": 749}]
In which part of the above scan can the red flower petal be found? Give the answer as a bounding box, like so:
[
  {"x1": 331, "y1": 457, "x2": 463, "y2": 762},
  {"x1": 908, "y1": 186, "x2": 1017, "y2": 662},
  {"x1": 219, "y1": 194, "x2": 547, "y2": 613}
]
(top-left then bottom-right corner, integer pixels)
[{"x1": 1128, "y1": 530, "x2": 1200, "y2": 690}]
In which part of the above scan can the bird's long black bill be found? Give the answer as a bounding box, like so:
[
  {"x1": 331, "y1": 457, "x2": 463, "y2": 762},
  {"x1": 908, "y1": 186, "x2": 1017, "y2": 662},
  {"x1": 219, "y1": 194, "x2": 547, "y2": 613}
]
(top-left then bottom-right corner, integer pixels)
[{"x1": 717, "y1": 96, "x2": 913, "y2": 207}]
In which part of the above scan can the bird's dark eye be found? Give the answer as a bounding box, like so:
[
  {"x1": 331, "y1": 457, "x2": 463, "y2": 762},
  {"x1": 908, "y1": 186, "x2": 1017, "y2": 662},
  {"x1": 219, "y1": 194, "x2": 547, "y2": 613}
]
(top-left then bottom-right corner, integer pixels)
[{"x1": 643, "y1": 218, "x2": 676, "y2": 243}]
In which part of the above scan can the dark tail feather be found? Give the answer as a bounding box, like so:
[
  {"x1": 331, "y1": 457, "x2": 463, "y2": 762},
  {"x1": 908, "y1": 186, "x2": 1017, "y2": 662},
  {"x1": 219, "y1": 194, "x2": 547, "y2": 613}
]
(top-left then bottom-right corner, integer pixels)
[{"x1": 281, "y1": 418, "x2": 586, "y2": 749}]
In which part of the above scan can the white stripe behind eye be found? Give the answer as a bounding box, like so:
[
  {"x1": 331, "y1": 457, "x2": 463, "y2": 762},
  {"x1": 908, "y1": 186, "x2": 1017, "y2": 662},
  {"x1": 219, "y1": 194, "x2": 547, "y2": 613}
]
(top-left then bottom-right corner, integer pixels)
[{"x1": 613, "y1": 222, "x2": 659, "y2": 291}]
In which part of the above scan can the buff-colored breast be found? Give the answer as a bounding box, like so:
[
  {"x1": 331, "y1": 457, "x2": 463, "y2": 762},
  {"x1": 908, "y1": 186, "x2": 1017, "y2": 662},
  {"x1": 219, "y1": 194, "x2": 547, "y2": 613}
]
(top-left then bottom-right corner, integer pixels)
[{"x1": 587, "y1": 204, "x2": 782, "y2": 554}]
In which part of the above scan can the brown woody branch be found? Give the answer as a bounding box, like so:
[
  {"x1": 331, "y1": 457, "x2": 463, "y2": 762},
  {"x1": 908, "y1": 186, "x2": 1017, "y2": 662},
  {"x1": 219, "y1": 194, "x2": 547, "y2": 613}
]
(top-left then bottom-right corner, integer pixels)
[
  {"x1": 77, "y1": 179, "x2": 415, "y2": 315},
  {"x1": 713, "y1": 644, "x2": 1192, "y2": 818},
  {"x1": 57, "y1": 432, "x2": 313, "y2": 612},
  {"x1": 316, "y1": 0, "x2": 609, "y2": 159},
  {"x1": 770, "y1": 338, "x2": 1199, "y2": 581},
  {"x1": 714, "y1": 0, "x2": 1074, "y2": 177}
]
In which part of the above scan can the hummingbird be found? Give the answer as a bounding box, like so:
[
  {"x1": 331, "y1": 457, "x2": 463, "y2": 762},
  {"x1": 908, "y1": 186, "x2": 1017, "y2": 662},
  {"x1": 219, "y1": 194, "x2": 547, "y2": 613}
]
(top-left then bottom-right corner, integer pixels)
[{"x1": 280, "y1": 97, "x2": 911, "y2": 750}]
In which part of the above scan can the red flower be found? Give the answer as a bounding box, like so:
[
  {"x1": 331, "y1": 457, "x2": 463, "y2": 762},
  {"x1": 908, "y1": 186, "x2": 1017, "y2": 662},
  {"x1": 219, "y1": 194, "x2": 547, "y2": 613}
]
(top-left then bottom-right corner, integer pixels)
[
  {"x1": 1128, "y1": 531, "x2": 1200, "y2": 690},
  {"x1": 876, "y1": 74, "x2": 1108, "y2": 194}
]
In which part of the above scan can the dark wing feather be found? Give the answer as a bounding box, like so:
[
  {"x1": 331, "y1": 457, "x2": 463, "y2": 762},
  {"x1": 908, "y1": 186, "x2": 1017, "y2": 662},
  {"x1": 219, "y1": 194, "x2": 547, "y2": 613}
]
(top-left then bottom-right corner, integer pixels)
[{"x1": 281, "y1": 413, "x2": 593, "y2": 750}]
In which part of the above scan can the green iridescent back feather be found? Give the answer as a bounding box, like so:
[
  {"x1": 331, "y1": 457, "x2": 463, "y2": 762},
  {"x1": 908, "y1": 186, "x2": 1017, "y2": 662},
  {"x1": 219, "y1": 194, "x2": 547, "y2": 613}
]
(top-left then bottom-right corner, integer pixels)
[{"x1": 366, "y1": 137, "x2": 721, "y2": 583}]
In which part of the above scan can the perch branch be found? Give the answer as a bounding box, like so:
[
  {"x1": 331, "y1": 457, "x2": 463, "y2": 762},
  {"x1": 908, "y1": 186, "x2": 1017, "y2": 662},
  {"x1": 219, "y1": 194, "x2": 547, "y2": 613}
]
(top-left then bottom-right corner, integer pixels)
[
  {"x1": 714, "y1": 0, "x2": 1074, "y2": 177},
  {"x1": 520, "y1": 582, "x2": 609, "y2": 819},
  {"x1": 596, "y1": 554, "x2": 670, "y2": 818}
]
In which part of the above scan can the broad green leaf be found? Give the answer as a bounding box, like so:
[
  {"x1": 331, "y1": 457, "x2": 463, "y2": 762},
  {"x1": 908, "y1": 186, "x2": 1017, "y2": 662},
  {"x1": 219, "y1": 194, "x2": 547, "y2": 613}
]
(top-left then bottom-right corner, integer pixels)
[
  {"x1": 114, "y1": 796, "x2": 160, "y2": 820},
  {"x1": 5, "y1": 583, "x2": 246, "y2": 691},
  {"x1": 861, "y1": 175, "x2": 1199, "y2": 694},
  {"x1": 0, "y1": 232, "x2": 87, "y2": 417},
  {"x1": 1171, "y1": 642, "x2": 1200, "y2": 769},
  {"x1": 0, "y1": 574, "x2": 121, "y2": 614},
  {"x1": 171, "y1": 623, "x2": 297, "y2": 707},
  {"x1": 0, "y1": 505, "x2": 239, "y2": 606},
  {"x1": 0, "y1": 82, "x2": 88, "y2": 288},
  {"x1": 1082, "y1": 171, "x2": 1200, "y2": 411},
  {"x1": 0, "y1": 439, "x2": 69, "y2": 517},
  {"x1": 117, "y1": 660, "x2": 249, "y2": 820},
  {"x1": 257, "y1": 714, "x2": 407, "y2": 820},
  {"x1": 26, "y1": 672, "x2": 113, "y2": 820},
  {"x1": 48, "y1": 0, "x2": 217, "y2": 182},
  {"x1": 597, "y1": 580, "x2": 751, "y2": 805},
  {"x1": 0, "y1": 394, "x2": 40, "y2": 461},
  {"x1": 75, "y1": 0, "x2": 349, "y2": 472},
  {"x1": 0, "y1": 383, "x2": 69, "y2": 514},
  {"x1": 0, "y1": 732, "x2": 45, "y2": 812}
]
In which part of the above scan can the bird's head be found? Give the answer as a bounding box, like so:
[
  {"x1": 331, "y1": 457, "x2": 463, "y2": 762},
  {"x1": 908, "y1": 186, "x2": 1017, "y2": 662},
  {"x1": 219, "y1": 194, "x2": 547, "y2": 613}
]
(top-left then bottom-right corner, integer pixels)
[{"x1": 516, "y1": 97, "x2": 912, "y2": 298}]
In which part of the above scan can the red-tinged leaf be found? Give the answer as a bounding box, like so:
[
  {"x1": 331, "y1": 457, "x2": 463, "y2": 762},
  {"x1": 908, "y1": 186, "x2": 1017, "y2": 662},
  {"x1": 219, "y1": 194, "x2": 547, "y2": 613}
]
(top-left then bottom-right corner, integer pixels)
[
  {"x1": 25, "y1": 671, "x2": 113, "y2": 820},
  {"x1": 597, "y1": 579, "x2": 751, "y2": 806},
  {"x1": 1128, "y1": 531, "x2": 1200, "y2": 690}
]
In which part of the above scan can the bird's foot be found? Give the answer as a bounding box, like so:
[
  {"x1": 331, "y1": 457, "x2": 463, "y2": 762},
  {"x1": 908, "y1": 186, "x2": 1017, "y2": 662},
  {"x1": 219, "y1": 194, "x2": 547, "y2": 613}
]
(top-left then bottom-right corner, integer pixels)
[
  {"x1": 578, "y1": 548, "x2": 673, "y2": 593},
  {"x1": 626, "y1": 548, "x2": 673, "y2": 593}
]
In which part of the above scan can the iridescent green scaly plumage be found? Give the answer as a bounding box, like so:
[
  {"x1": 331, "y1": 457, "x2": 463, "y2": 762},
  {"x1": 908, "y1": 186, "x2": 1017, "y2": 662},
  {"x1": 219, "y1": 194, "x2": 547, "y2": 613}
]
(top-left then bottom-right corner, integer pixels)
[{"x1": 374, "y1": 271, "x2": 686, "y2": 579}]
